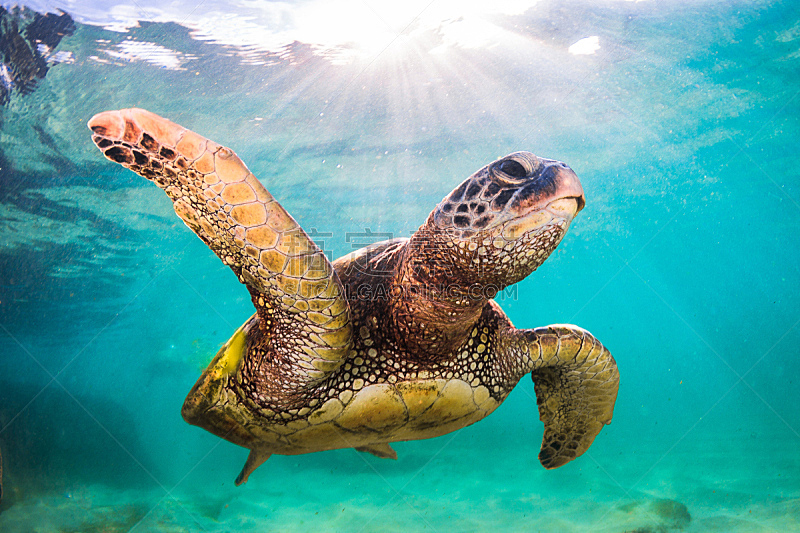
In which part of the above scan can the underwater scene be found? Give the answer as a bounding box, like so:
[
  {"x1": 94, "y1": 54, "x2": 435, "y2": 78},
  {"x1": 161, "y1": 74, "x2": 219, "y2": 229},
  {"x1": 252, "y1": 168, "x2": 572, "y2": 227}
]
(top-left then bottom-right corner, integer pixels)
[{"x1": 0, "y1": 0, "x2": 798, "y2": 531}]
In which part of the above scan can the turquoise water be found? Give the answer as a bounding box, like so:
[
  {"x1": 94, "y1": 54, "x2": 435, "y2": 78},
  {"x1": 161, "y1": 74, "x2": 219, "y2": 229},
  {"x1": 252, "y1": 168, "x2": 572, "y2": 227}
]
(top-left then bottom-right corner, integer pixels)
[{"x1": 1, "y1": 0, "x2": 799, "y2": 531}]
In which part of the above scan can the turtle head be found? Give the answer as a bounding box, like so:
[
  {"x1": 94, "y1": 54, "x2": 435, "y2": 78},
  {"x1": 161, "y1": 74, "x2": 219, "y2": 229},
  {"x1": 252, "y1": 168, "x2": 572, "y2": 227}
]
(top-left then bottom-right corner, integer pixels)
[{"x1": 418, "y1": 151, "x2": 585, "y2": 289}]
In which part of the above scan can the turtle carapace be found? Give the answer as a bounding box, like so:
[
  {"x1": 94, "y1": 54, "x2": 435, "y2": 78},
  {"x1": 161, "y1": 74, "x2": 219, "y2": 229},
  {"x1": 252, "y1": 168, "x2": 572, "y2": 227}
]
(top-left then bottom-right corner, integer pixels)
[{"x1": 88, "y1": 108, "x2": 619, "y2": 486}]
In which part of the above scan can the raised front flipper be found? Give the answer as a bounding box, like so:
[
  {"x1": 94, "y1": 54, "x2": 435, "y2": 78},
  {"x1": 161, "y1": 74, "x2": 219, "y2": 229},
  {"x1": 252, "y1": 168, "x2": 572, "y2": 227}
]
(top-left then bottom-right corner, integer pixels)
[
  {"x1": 88, "y1": 109, "x2": 353, "y2": 388},
  {"x1": 506, "y1": 325, "x2": 619, "y2": 469}
]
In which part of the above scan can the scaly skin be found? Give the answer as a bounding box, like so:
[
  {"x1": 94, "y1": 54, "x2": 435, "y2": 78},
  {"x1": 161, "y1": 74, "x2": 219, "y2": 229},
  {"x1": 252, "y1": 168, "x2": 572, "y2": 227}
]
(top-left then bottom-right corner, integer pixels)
[
  {"x1": 88, "y1": 108, "x2": 352, "y2": 401},
  {"x1": 88, "y1": 109, "x2": 619, "y2": 485}
]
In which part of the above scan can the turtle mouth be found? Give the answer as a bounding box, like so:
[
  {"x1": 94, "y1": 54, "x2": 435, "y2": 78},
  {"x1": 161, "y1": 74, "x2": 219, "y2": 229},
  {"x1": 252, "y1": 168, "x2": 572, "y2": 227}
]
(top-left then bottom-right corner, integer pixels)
[
  {"x1": 498, "y1": 197, "x2": 581, "y2": 241},
  {"x1": 548, "y1": 196, "x2": 584, "y2": 218},
  {"x1": 491, "y1": 160, "x2": 585, "y2": 236}
]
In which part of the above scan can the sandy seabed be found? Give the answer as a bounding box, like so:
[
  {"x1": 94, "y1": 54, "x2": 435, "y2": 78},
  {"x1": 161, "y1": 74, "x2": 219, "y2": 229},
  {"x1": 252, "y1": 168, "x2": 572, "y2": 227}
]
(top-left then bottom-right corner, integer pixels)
[{"x1": 0, "y1": 431, "x2": 796, "y2": 533}]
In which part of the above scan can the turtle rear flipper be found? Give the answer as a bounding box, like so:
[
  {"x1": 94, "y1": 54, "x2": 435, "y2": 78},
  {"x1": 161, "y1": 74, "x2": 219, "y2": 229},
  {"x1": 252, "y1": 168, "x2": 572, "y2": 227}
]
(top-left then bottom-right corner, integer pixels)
[
  {"x1": 508, "y1": 325, "x2": 619, "y2": 468},
  {"x1": 355, "y1": 443, "x2": 398, "y2": 460},
  {"x1": 235, "y1": 449, "x2": 272, "y2": 486},
  {"x1": 88, "y1": 109, "x2": 353, "y2": 388}
]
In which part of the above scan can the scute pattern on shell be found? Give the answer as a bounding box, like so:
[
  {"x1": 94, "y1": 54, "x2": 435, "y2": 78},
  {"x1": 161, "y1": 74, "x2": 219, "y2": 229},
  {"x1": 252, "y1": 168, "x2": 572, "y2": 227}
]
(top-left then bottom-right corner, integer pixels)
[
  {"x1": 229, "y1": 298, "x2": 511, "y2": 426},
  {"x1": 88, "y1": 108, "x2": 619, "y2": 485}
]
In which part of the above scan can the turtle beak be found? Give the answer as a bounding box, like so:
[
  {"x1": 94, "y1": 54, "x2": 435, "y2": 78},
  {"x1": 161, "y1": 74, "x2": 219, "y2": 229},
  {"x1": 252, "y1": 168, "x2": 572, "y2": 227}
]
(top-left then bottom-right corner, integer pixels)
[{"x1": 544, "y1": 161, "x2": 585, "y2": 216}]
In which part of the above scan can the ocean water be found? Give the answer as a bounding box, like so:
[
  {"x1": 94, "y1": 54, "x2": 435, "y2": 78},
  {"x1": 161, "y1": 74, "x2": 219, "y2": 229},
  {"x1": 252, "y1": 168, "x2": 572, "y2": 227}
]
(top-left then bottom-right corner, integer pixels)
[{"x1": 0, "y1": 0, "x2": 798, "y2": 531}]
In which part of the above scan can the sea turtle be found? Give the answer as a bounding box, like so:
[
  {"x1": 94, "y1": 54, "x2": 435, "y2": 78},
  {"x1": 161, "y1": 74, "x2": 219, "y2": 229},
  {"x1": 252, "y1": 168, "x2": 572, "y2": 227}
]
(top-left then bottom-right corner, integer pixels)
[{"x1": 88, "y1": 109, "x2": 619, "y2": 485}]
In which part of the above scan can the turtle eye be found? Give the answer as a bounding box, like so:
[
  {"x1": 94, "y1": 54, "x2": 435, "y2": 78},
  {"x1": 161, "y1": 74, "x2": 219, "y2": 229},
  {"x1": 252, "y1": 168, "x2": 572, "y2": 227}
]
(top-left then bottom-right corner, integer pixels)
[
  {"x1": 492, "y1": 157, "x2": 532, "y2": 184},
  {"x1": 498, "y1": 159, "x2": 527, "y2": 178}
]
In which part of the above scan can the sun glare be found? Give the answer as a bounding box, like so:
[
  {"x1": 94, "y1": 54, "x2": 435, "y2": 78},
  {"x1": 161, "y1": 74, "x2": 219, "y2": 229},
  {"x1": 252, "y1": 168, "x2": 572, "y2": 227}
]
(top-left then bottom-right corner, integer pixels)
[
  {"x1": 345, "y1": 0, "x2": 538, "y2": 59},
  {"x1": 80, "y1": 0, "x2": 544, "y2": 64},
  {"x1": 188, "y1": 0, "x2": 543, "y2": 63}
]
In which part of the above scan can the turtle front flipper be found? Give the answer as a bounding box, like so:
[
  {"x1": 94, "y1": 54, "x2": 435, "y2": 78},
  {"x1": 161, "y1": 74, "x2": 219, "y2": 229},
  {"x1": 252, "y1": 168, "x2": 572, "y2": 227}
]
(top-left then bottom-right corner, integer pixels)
[
  {"x1": 88, "y1": 109, "x2": 353, "y2": 388},
  {"x1": 504, "y1": 325, "x2": 619, "y2": 469}
]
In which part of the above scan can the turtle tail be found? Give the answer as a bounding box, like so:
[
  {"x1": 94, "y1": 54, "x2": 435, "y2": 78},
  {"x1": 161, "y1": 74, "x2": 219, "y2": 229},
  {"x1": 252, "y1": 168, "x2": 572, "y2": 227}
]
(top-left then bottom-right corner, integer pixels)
[{"x1": 509, "y1": 325, "x2": 619, "y2": 469}]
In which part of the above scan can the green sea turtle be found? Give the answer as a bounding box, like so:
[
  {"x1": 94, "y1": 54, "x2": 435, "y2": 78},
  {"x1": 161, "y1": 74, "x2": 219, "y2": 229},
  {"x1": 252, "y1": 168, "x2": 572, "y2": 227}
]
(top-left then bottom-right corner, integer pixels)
[{"x1": 88, "y1": 109, "x2": 619, "y2": 485}]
